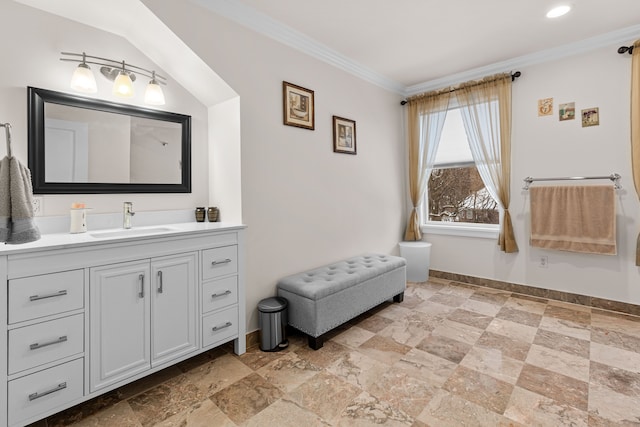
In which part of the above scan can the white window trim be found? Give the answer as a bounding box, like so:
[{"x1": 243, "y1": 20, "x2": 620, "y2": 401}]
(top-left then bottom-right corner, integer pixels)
[{"x1": 421, "y1": 221, "x2": 499, "y2": 239}]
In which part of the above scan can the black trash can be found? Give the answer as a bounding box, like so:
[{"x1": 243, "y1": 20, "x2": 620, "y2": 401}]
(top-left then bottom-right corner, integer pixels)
[{"x1": 258, "y1": 297, "x2": 289, "y2": 352}]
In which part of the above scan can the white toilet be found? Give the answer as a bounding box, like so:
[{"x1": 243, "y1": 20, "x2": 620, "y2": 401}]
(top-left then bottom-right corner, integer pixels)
[{"x1": 398, "y1": 241, "x2": 432, "y2": 282}]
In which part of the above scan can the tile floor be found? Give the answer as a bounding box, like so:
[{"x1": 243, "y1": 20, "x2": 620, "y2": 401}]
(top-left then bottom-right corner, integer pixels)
[{"x1": 29, "y1": 278, "x2": 640, "y2": 426}]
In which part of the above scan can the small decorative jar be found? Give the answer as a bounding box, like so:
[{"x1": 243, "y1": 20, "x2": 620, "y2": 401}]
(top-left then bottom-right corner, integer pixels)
[
  {"x1": 195, "y1": 207, "x2": 206, "y2": 222},
  {"x1": 207, "y1": 207, "x2": 219, "y2": 222}
]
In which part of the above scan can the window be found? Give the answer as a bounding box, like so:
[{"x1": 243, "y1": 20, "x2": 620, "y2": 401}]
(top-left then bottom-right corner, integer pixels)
[{"x1": 424, "y1": 108, "x2": 499, "y2": 227}]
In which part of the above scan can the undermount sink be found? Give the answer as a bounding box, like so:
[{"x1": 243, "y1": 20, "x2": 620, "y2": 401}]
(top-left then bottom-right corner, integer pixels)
[{"x1": 90, "y1": 227, "x2": 176, "y2": 239}]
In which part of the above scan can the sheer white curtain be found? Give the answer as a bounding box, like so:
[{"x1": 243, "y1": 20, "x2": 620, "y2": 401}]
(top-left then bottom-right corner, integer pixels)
[
  {"x1": 455, "y1": 73, "x2": 518, "y2": 252},
  {"x1": 404, "y1": 91, "x2": 451, "y2": 241}
]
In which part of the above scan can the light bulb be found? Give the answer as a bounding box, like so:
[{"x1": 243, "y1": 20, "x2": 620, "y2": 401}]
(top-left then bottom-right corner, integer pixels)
[
  {"x1": 70, "y1": 63, "x2": 97, "y2": 93},
  {"x1": 113, "y1": 71, "x2": 134, "y2": 98},
  {"x1": 144, "y1": 79, "x2": 165, "y2": 105}
]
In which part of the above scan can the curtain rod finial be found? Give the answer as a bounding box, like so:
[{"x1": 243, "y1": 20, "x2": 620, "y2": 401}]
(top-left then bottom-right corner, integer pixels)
[{"x1": 618, "y1": 46, "x2": 634, "y2": 54}]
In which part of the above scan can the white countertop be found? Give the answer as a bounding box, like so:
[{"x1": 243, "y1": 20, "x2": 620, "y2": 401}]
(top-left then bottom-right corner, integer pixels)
[{"x1": 0, "y1": 221, "x2": 246, "y2": 255}]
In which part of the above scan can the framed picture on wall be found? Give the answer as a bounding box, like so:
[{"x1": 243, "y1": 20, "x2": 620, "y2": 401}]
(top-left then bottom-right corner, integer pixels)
[
  {"x1": 332, "y1": 116, "x2": 357, "y2": 155},
  {"x1": 283, "y1": 81, "x2": 315, "y2": 130},
  {"x1": 581, "y1": 107, "x2": 599, "y2": 127}
]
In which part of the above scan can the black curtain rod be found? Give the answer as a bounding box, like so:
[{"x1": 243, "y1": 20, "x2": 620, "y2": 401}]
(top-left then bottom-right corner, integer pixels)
[
  {"x1": 618, "y1": 45, "x2": 634, "y2": 55},
  {"x1": 400, "y1": 71, "x2": 521, "y2": 106}
]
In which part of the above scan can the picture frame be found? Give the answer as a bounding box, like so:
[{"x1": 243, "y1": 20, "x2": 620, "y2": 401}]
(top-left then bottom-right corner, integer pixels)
[
  {"x1": 559, "y1": 102, "x2": 575, "y2": 121},
  {"x1": 538, "y1": 97, "x2": 553, "y2": 116},
  {"x1": 283, "y1": 81, "x2": 314, "y2": 130},
  {"x1": 581, "y1": 107, "x2": 599, "y2": 127},
  {"x1": 332, "y1": 116, "x2": 357, "y2": 155}
]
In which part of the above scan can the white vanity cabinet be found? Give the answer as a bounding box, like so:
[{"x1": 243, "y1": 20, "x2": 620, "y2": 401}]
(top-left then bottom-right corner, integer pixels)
[
  {"x1": 0, "y1": 224, "x2": 246, "y2": 427},
  {"x1": 89, "y1": 260, "x2": 151, "y2": 392},
  {"x1": 90, "y1": 253, "x2": 198, "y2": 392}
]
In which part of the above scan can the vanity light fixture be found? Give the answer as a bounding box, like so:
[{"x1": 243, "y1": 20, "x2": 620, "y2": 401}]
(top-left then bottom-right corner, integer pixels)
[
  {"x1": 69, "y1": 52, "x2": 97, "y2": 93},
  {"x1": 112, "y1": 61, "x2": 134, "y2": 98},
  {"x1": 144, "y1": 71, "x2": 166, "y2": 105},
  {"x1": 61, "y1": 51, "x2": 167, "y2": 105},
  {"x1": 546, "y1": 5, "x2": 571, "y2": 18}
]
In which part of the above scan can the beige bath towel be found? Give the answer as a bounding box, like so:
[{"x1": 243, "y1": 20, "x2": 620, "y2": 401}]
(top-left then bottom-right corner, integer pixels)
[{"x1": 530, "y1": 185, "x2": 616, "y2": 255}]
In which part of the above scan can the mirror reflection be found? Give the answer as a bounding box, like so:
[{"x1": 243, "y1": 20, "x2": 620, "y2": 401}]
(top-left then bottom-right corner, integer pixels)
[
  {"x1": 28, "y1": 87, "x2": 191, "y2": 194},
  {"x1": 44, "y1": 104, "x2": 182, "y2": 184}
]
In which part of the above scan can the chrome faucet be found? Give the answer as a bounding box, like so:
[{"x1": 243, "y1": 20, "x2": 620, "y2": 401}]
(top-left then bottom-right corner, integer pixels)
[{"x1": 123, "y1": 202, "x2": 135, "y2": 229}]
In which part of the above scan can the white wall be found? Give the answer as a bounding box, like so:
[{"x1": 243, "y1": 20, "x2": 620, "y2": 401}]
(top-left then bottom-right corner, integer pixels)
[
  {"x1": 0, "y1": 1, "x2": 209, "y2": 214},
  {"x1": 427, "y1": 45, "x2": 640, "y2": 306},
  {"x1": 145, "y1": 0, "x2": 407, "y2": 331}
]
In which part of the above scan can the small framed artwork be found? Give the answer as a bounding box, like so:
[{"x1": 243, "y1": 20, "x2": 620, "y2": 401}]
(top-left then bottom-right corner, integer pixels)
[
  {"x1": 538, "y1": 98, "x2": 553, "y2": 116},
  {"x1": 283, "y1": 81, "x2": 314, "y2": 130},
  {"x1": 581, "y1": 107, "x2": 599, "y2": 127},
  {"x1": 559, "y1": 102, "x2": 575, "y2": 121},
  {"x1": 332, "y1": 116, "x2": 356, "y2": 155}
]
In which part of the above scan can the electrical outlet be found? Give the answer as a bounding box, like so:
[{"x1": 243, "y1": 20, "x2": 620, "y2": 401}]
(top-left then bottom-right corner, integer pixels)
[
  {"x1": 539, "y1": 255, "x2": 548, "y2": 268},
  {"x1": 32, "y1": 196, "x2": 43, "y2": 217}
]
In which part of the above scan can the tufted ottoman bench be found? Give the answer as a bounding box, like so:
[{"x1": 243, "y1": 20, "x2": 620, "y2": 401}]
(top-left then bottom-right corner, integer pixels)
[{"x1": 277, "y1": 254, "x2": 406, "y2": 350}]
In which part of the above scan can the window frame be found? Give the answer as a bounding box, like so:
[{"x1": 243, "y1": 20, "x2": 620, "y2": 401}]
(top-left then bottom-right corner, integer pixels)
[{"x1": 420, "y1": 106, "x2": 500, "y2": 240}]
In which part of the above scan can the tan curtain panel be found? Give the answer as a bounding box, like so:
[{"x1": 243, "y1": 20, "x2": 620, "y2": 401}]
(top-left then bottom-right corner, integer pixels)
[
  {"x1": 404, "y1": 91, "x2": 451, "y2": 241},
  {"x1": 632, "y1": 39, "x2": 640, "y2": 265},
  {"x1": 455, "y1": 73, "x2": 518, "y2": 253}
]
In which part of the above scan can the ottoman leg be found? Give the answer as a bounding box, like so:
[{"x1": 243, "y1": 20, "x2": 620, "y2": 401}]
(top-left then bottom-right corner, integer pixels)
[
  {"x1": 308, "y1": 335, "x2": 324, "y2": 350},
  {"x1": 393, "y1": 292, "x2": 404, "y2": 303}
]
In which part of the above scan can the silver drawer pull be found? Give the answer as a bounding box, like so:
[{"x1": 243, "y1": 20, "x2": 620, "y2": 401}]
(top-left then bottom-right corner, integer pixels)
[
  {"x1": 28, "y1": 382, "x2": 67, "y2": 401},
  {"x1": 211, "y1": 290, "x2": 232, "y2": 299},
  {"x1": 138, "y1": 274, "x2": 145, "y2": 298},
  {"x1": 211, "y1": 258, "x2": 232, "y2": 266},
  {"x1": 29, "y1": 290, "x2": 67, "y2": 302},
  {"x1": 212, "y1": 321, "x2": 232, "y2": 332},
  {"x1": 30, "y1": 336, "x2": 68, "y2": 350}
]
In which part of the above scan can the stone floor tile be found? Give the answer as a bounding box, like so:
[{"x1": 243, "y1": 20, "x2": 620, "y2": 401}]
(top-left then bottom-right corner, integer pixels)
[
  {"x1": 415, "y1": 333, "x2": 471, "y2": 364},
  {"x1": 516, "y1": 364, "x2": 589, "y2": 411},
  {"x1": 443, "y1": 365, "x2": 514, "y2": 414},
  {"x1": 287, "y1": 371, "x2": 361, "y2": 422},
  {"x1": 525, "y1": 344, "x2": 590, "y2": 382},
  {"x1": 503, "y1": 386, "x2": 588, "y2": 427},
  {"x1": 210, "y1": 372, "x2": 283, "y2": 424},
  {"x1": 417, "y1": 389, "x2": 525, "y2": 427},
  {"x1": 460, "y1": 346, "x2": 524, "y2": 384},
  {"x1": 336, "y1": 391, "x2": 414, "y2": 426}
]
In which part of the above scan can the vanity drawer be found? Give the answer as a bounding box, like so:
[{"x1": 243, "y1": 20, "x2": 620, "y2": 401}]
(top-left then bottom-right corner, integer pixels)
[
  {"x1": 8, "y1": 358, "x2": 84, "y2": 427},
  {"x1": 202, "y1": 306, "x2": 238, "y2": 348},
  {"x1": 202, "y1": 276, "x2": 238, "y2": 314},
  {"x1": 9, "y1": 314, "x2": 84, "y2": 375},
  {"x1": 9, "y1": 270, "x2": 84, "y2": 324},
  {"x1": 202, "y1": 246, "x2": 237, "y2": 280}
]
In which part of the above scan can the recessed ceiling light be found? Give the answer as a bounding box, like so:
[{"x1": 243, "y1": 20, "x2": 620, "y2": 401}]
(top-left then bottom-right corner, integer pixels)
[{"x1": 546, "y1": 5, "x2": 571, "y2": 18}]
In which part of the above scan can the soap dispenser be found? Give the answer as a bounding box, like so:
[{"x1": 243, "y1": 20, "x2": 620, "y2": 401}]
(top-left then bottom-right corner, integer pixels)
[{"x1": 70, "y1": 203, "x2": 88, "y2": 233}]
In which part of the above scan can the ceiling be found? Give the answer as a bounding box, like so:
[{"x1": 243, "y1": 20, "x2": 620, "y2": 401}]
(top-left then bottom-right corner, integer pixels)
[{"x1": 197, "y1": 0, "x2": 640, "y2": 94}]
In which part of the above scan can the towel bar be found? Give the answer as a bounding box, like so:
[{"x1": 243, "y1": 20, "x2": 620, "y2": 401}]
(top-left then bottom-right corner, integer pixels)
[
  {"x1": 1, "y1": 122, "x2": 11, "y2": 157},
  {"x1": 523, "y1": 173, "x2": 621, "y2": 190}
]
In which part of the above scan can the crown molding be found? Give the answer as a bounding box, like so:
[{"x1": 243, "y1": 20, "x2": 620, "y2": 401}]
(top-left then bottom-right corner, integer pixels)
[
  {"x1": 191, "y1": 0, "x2": 640, "y2": 98},
  {"x1": 191, "y1": 0, "x2": 405, "y2": 94}
]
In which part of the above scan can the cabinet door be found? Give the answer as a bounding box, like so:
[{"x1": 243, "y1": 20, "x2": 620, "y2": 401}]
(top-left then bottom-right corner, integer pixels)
[
  {"x1": 90, "y1": 261, "x2": 150, "y2": 392},
  {"x1": 151, "y1": 253, "x2": 198, "y2": 367}
]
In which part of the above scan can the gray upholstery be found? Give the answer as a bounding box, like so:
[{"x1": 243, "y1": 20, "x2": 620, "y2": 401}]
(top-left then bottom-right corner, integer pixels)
[{"x1": 277, "y1": 254, "x2": 406, "y2": 338}]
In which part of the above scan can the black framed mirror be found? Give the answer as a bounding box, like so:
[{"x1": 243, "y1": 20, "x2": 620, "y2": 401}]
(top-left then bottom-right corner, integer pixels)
[{"x1": 28, "y1": 86, "x2": 191, "y2": 194}]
